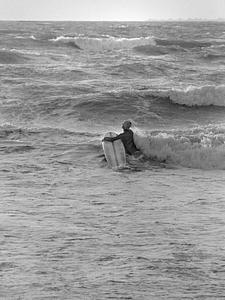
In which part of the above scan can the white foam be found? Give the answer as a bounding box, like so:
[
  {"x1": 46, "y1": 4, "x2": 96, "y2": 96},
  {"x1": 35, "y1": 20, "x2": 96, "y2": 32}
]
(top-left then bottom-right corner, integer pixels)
[
  {"x1": 169, "y1": 85, "x2": 225, "y2": 106},
  {"x1": 133, "y1": 126, "x2": 225, "y2": 169},
  {"x1": 50, "y1": 35, "x2": 155, "y2": 51},
  {"x1": 10, "y1": 48, "x2": 41, "y2": 56}
]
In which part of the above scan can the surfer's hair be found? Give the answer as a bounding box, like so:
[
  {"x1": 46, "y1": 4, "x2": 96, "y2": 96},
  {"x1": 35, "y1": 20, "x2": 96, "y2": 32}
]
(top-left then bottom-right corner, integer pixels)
[{"x1": 122, "y1": 120, "x2": 132, "y2": 129}]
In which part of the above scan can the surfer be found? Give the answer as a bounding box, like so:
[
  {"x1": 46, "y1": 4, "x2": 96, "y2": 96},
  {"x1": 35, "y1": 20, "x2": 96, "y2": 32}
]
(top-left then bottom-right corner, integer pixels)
[{"x1": 102, "y1": 120, "x2": 141, "y2": 156}]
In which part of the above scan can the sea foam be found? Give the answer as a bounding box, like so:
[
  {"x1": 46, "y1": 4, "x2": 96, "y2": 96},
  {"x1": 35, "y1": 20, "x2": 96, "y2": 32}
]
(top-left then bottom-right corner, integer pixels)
[{"x1": 133, "y1": 126, "x2": 225, "y2": 169}]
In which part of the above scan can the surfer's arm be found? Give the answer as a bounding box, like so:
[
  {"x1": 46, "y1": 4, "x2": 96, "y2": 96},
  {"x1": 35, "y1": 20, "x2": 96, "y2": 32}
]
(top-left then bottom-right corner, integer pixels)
[{"x1": 102, "y1": 134, "x2": 123, "y2": 142}]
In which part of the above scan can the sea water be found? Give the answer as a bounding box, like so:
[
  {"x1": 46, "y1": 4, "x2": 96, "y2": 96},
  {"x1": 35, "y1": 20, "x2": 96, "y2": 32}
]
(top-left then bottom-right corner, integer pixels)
[{"x1": 0, "y1": 21, "x2": 225, "y2": 299}]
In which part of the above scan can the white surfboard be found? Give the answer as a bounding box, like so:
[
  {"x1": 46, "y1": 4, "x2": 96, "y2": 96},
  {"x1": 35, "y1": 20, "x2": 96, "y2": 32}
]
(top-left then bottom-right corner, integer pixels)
[{"x1": 102, "y1": 132, "x2": 126, "y2": 169}]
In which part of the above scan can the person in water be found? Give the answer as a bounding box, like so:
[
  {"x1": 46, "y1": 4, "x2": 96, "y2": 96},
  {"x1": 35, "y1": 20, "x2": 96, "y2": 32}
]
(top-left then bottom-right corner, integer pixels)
[{"x1": 102, "y1": 120, "x2": 140, "y2": 156}]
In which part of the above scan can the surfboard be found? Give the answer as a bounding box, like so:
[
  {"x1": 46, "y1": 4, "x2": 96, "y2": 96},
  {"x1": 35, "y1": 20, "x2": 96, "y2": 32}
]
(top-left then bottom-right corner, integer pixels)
[{"x1": 102, "y1": 132, "x2": 126, "y2": 169}]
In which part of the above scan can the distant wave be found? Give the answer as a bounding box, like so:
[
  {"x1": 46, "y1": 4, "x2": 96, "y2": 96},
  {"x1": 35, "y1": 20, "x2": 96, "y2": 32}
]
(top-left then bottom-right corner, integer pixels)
[
  {"x1": 50, "y1": 36, "x2": 82, "y2": 49},
  {"x1": 134, "y1": 125, "x2": 225, "y2": 169},
  {"x1": 50, "y1": 35, "x2": 155, "y2": 50},
  {"x1": 155, "y1": 38, "x2": 212, "y2": 49},
  {"x1": 110, "y1": 24, "x2": 128, "y2": 29},
  {"x1": 13, "y1": 34, "x2": 214, "y2": 54},
  {"x1": 134, "y1": 38, "x2": 213, "y2": 55},
  {"x1": 10, "y1": 48, "x2": 41, "y2": 56},
  {"x1": 108, "y1": 62, "x2": 153, "y2": 76},
  {"x1": 169, "y1": 85, "x2": 225, "y2": 106},
  {"x1": 201, "y1": 52, "x2": 225, "y2": 60},
  {"x1": 0, "y1": 144, "x2": 35, "y2": 154},
  {"x1": 0, "y1": 49, "x2": 30, "y2": 64},
  {"x1": 0, "y1": 29, "x2": 24, "y2": 35}
]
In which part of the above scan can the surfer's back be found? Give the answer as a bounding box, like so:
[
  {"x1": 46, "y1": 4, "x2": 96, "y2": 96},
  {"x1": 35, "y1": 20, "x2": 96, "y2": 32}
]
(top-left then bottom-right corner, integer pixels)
[{"x1": 117, "y1": 129, "x2": 138, "y2": 155}]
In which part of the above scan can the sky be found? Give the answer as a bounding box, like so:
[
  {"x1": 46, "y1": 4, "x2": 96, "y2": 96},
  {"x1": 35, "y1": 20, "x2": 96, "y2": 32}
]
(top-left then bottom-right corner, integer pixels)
[{"x1": 0, "y1": 0, "x2": 225, "y2": 21}]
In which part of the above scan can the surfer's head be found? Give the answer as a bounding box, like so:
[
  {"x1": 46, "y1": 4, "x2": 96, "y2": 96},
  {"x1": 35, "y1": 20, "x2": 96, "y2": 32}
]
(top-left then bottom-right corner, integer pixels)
[{"x1": 122, "y1": 120, "x2": 132, "y2": 130}]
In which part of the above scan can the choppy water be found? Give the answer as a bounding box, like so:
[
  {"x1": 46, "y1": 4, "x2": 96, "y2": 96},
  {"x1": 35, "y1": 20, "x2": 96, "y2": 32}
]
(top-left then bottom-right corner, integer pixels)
[{"x1": 1, "y1": 21, "x2": 225, "y2": 299}]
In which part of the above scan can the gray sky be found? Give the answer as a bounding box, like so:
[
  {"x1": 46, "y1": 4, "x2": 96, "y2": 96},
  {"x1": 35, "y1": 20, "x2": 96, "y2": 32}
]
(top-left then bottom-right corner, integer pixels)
[{"x1": 0, "y1": 0, "x2": 225, "y2": 21}]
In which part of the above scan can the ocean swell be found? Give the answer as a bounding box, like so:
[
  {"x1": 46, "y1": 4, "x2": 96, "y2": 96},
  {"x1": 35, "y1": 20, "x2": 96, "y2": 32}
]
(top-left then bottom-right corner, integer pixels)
[
  {"x1": 134, "y1": 45, "x2": 167, "y2": 56},
  {"x1": 201, "y1": 52, "x2": 225, "y2": 60},
  {"x1": 0, "y1": 50, "x2": 30, "y2": 64},
  {"x1": 155, "y1": 38, "x2": 211, "y2": 49},
  {"x1": 0, "y1": 123, "x2": 101, "y2": 142}
]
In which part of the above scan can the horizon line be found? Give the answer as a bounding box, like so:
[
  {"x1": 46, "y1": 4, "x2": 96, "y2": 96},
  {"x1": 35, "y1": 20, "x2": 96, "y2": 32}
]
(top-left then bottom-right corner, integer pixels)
[{"x1": 0, "y1": 18, "x2": 225, "y2": 22}]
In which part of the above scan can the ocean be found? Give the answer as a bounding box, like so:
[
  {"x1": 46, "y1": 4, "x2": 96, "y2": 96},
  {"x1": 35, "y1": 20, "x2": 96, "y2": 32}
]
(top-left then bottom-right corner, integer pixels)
[{"x1": 1, "y1": 20, "x2": 225, "y2": 299}]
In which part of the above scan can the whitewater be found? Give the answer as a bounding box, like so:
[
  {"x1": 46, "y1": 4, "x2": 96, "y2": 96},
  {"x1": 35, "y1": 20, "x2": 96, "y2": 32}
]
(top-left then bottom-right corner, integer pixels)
[{"x1": 1, "y1": 21, "x2": 225, "y2": 299}]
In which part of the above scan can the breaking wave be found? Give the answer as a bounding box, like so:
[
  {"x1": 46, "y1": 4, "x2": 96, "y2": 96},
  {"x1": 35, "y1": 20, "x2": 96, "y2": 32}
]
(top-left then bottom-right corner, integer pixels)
[
  {"x1": 134, "y1": 125, "x2": 225, "y2": 169},
  {"x1": 50, "y1": 35, "x2": 155, "y2": 50},
  {"x1": 50, "y1": 36, "x2": 213, "y2": 52},
  {"x1": 169, "y1": 85, "x2": 225, "y2": 106}
]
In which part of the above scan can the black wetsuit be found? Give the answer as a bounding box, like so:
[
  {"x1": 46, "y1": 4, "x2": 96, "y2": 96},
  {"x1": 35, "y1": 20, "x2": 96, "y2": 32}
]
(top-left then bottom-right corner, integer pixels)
[{"x1": 110, "y1": 129, "x2": 139, "y2": 155}]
